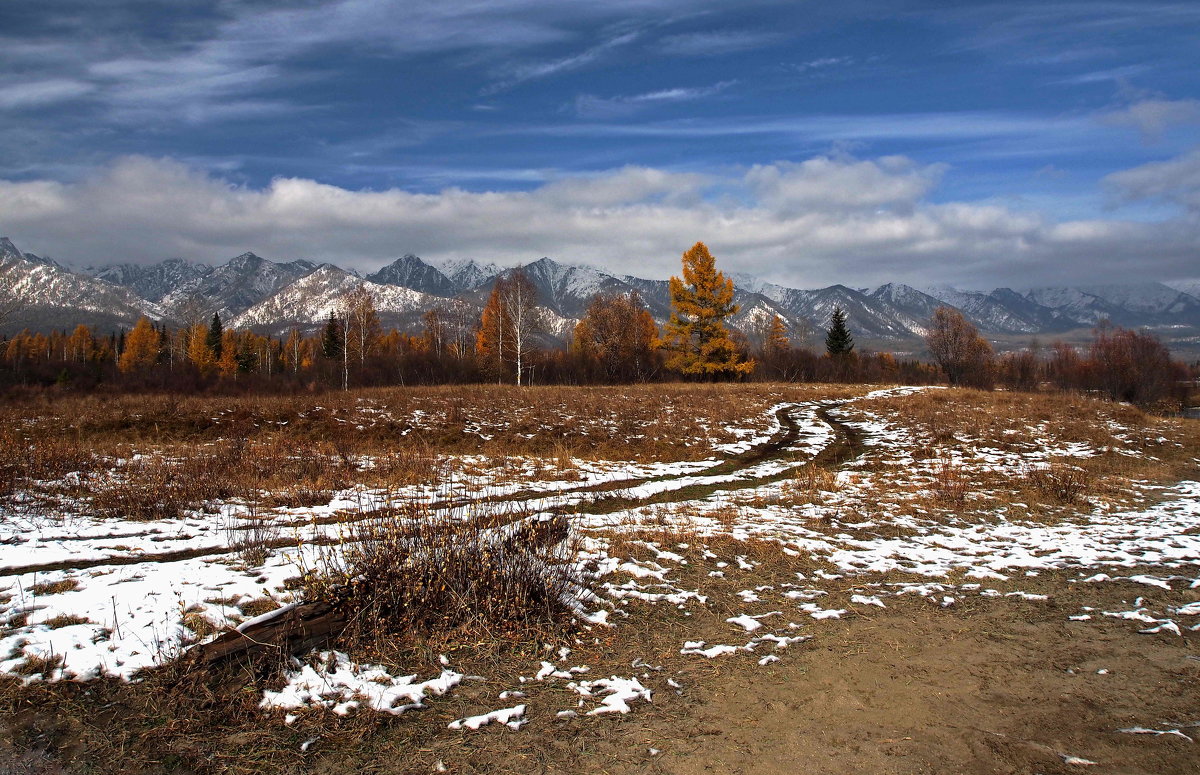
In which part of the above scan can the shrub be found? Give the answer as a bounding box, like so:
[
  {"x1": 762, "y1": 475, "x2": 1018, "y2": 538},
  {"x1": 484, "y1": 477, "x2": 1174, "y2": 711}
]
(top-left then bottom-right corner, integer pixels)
[
  {"x1": 301, "y1": 503, "x2": 586, "y2": 639},
  {"x1": 1025, "y1": 462, "x2": 1091, "y2": 505},
  {"x1": 1086, "y1": 325, "x2": 1187, "y2": 408},
  {"x1": 930, "y1": 459, "x2": 968, "y2": 505}
]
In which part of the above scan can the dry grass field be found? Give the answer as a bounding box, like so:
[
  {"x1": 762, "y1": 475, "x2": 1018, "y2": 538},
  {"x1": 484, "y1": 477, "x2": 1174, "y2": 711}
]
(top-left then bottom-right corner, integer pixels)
[{"x1": 0, "y1": 383, "x2": 1197, "y2": 774}]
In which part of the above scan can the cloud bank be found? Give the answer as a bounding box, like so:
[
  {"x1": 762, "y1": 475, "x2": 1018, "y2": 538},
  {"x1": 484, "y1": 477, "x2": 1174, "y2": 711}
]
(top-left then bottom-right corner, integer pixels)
[{"x1": 1, "y1": 152, "x2": 1197, "y2": 289}]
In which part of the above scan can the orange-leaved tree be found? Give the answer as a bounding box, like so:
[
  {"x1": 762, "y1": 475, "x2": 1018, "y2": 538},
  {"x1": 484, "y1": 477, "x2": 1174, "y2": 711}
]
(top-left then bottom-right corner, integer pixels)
[
  {"x1": 660, "y1": 242, "x2": 753, "y2": 378},
  {"x1": 477, "y1": 269, "x2": 542, "y2": 385},
  {"x1": 117, "y1": 316, "x2": 161, "y2": 374},
  {"x1": 573, "y1": 291, "x2": 659, "y2": 382}
]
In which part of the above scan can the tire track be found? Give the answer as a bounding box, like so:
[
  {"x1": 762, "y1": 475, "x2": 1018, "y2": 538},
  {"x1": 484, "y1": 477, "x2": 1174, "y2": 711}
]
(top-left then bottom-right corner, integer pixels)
[{"x1": 0, "y1": 401, "x2": 865, "y2": 578}]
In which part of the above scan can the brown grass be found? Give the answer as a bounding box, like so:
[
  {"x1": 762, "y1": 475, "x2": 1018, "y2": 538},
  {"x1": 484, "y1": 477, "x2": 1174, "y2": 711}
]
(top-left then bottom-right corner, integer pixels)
[
  {"x1": 1, "y1": 382, "x2": 1196, "y2": 772},
  {"x1": 27, "y1": 580, "x2": 79, "y2": 596},
  {"x1": 1023, "y1": 462, "x2": 1093, "y2": 505},
  {"x1": 40, "y1": 615, "x2": 91, "y2": 630}
]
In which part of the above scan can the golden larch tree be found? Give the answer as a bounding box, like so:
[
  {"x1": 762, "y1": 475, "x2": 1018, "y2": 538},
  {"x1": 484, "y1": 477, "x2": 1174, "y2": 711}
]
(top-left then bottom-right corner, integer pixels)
[
  {"x1": 660, "y1": 242, "x2": 753, "y2": 378},
  {"x1": 187, "y1": 322, "x2": 217, "y2": 376},
  {"x1": 118, "y1": 317, "x2": 161, "y2": 374}
]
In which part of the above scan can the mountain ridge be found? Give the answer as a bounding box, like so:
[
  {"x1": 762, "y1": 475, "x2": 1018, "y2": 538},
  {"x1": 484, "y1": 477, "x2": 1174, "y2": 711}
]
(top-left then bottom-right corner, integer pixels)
[{"x1": 4, "y1": 238, "x2": 1200, "y2": 352}]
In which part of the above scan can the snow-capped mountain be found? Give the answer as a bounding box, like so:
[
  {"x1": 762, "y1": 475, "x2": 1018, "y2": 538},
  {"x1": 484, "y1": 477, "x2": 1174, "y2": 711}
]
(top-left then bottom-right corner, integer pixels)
[
  {"x1": 1165, "y1": 279, "x2": 1200, "y2": 302},
  {"x1": 1022, "y1": 284, "x2": 1200, "y2": 328},
  {"x1": 1, "y1": 239, "x2": 163, "y2": 330},
  {"x1": 430, "y1": 257, "x2": 502, "y2": 292},
  {"x1": 1021, "y1": 287, "x2": 1124, "y2": 326},
  {"x1": 508, "y1": 258, "x2": 633, "y2": 317},
  {"x1": 6, "y1": 236, "x2": 1200, "y2": 351},
  {"x1": 1074, "y1": 283, "x2": 1200, "y2": 317},
  {"x1": 83, "y1": 258, "x2": 213, "y2": 303},
  {"x1": 366, "y1": 254, "x2": 458, "y2": 297},
  {"x1": 157, "y1": 252, "x2": 318, "y2": 321},
  {"x1": 915, "y1": 285, "x2": 1053, "y2": 333},
  {"x1": 232, "y1": 265, "x2": 433, "y2": 331}
]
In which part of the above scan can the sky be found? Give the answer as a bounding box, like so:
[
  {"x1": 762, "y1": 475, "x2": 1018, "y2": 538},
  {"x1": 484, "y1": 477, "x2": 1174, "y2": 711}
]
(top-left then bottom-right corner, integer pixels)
[{"x1": 0, "y1": 0, "x2": 1198, "y2": 289}]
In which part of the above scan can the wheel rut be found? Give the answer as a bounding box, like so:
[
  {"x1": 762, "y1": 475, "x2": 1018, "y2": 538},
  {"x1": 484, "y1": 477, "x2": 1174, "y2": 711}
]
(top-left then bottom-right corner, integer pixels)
[{"x1": 1, "y1": 401, "x2": 868, "y2": 578}]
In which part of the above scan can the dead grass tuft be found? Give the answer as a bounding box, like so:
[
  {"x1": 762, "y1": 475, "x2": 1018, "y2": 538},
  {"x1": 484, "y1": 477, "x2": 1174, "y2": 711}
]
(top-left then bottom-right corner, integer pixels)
[
  {"x1": 237, "y1": 597, "x2": 281, "y2": 619},
  {"x1": 931, "y1": 459, "x2": 969, "y2": 505},
  {"x1": 40, "y1": 615, "x2": 91, "y2": 630},
  {"x1": 28, "y1": 580, "x2": 79, "y2": 596},
  {"x1": 302, "y1": 503, "x2": 584, "y2": 642},
  {"x1": 11, "y1": 653, "x2": 64, "y2": 678},
  {"x1": 1024, "y1": 462, "x2": 1092, "y2": 505}
]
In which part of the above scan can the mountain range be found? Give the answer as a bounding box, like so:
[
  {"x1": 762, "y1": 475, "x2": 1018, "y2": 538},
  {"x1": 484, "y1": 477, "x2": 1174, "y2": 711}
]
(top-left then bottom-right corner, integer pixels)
[{"x1": 3, "y1": 237, "x2": 1200, "y2": 354}]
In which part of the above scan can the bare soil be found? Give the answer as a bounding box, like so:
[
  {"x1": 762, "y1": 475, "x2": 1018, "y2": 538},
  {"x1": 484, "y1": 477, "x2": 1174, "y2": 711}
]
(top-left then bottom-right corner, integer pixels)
[
  {"x1": 643, "y1": 592, "x2": 1198, "y2": 775},
  {"x1": 451, "y1": 576, "x2": 1199, "y2": 775}
]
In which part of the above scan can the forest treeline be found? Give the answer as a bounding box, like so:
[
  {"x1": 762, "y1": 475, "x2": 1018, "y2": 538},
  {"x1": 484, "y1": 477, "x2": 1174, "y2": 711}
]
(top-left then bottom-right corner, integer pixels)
[{"x1": 1, "y1": 243, "x2": 1194, "y2": 408}]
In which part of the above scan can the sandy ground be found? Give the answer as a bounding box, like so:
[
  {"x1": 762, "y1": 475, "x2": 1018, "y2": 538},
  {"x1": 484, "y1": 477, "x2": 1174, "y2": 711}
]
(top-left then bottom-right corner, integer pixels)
[{"x1": 511, "y1": 579, "x2": 1198, "y2": 775}]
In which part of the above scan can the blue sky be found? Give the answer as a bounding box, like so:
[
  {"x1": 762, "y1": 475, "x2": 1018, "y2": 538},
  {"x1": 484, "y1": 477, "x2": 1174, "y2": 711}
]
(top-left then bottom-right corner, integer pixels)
[{"x1": 0, "y1": 0, "x2": 1198, "y2": 288}]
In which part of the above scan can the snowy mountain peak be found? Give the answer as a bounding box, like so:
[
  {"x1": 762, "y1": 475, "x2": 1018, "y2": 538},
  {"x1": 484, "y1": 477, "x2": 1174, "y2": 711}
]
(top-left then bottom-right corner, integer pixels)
[
  {"x1": 367, "y1": 254, "x2": 457, "y2": 296},
  {"x1": 227, "y1": 251, "x2": 266, "y2": 268},
  {"x1": 0, "y1": 237, "x2": 23, "y2": 264},
  {"x1": 232, "y1": 268, "x2": 433, "y2": 331},
  {"x1": 432, "y1": 257, "x2": 503, "y2": 291},
  {"x1": 0, "y1": 237, "x2": 164, "y2": 327},
  {"x1": 731, "y1": 272, "x2": 769, "y2": 294},
  {"x1": 1165, "y1": 279, "x2": 1200, "y2": 302}
]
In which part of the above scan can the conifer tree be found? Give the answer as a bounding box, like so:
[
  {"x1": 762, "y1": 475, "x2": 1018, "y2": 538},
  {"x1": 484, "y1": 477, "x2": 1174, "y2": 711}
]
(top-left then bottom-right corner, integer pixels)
[
  {"x1": 824, "y1": 306, "x2": 854, "y2": 357},
  {"x1": 118, "y1": 317, "x2": 161, "y2": 373},
  {"x1": 206, "y1": 313, "x2": 224, "y2": 359},
  {"x1": 764, "y1": 315, "x2": 790, "y2": 358},
  {"x1": 321, "y1": 312, "x2": 343, "y2": 360},
  {"x1": 217, "y1": 331, "x2": 239, "y2": 378},
  {"x1": 660, "y1": 242, "x2": 753, "y2": 378}
]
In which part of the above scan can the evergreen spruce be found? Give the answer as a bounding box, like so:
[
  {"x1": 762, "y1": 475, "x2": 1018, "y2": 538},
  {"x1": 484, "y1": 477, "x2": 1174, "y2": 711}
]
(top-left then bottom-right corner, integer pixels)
[
  {"x1": 206, "y1": 313, "x2": 224, "y2": 359},
  {"x1": 824, "y1": 306, "x2": 854, "y2": 356},
  {"x1": 321, "y1": 312, "x2": 343, "y2": 360}
]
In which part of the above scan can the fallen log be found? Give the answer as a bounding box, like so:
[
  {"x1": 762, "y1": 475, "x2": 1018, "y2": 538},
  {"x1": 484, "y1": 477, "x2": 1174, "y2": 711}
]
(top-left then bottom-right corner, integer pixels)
[{"x1": 187, "y1": 598, "x2": 348, "y2": 666}]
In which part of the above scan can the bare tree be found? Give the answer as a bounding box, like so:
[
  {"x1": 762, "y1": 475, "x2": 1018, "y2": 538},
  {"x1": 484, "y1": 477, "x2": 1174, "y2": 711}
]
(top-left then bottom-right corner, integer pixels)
[
  {"x1": 925, "y1": 306, "x2": 995, "y2": 388},
  {"x1": 337, "y1": 284, "x2": 381, "y2": 390},
  {"x1": 574, "y1": 291, "x2": 659, "y2": 382},
  {"x1": 477, "y1": 270, "x2": 543, "y2": 385}
]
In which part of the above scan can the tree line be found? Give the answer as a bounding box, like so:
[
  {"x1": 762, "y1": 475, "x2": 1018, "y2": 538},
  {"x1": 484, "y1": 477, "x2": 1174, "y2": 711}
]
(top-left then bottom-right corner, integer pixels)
[{"x1": 0, "y1": 242, "x2": 1193, "y2": 407}]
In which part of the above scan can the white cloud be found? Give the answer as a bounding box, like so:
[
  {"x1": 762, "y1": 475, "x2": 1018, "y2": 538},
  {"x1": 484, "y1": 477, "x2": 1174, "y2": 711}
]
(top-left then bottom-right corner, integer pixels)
[
  {"x1": 744, "y1": 156, "x2": 943, "y2": 213},
  {"x1": 1104, "y1": 148, "x2": 1200, "y2": 212},
  {"x1": 0, "y1": 0, "x2": 742, "y2": 124},
  {"x1": 484, "y1": 30, "x2": 643, "y2": 94},
  {"x1": 658, "y1": 29, "x2": 785, "y2": 56},
  {"x1": 572, "y1": 81, "x2": 736, "y2": 118},
  {"x1": 1100, "y1": 97, "x2": 1200, "y2": 141},
  {"x1": 0, "y1": 79, "x2": 95, "y2": 110},
  {"x1": 0, "y1": 153, "x2": 1196, "y2": 288}
]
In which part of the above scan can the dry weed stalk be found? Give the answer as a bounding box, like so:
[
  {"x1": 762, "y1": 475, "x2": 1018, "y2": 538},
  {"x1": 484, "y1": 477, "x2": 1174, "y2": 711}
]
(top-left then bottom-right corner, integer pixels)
[
  {"x1": 931, "y1": 458, "x2": 969, "y2": 505},
  {"x1": 1024, "y1": 462, "x2": 1092, "y2": 505},
  {"x1": 298, "y1": 497, "x2": 589, "y2": 641}
]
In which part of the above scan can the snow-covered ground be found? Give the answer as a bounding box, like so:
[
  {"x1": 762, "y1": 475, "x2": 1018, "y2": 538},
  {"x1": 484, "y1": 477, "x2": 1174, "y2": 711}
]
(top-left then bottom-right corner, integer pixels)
[{"x1": 2, "y1": 386, "x2": 1197, "y2": 734}]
